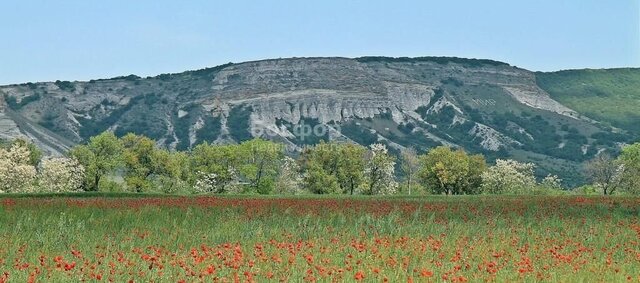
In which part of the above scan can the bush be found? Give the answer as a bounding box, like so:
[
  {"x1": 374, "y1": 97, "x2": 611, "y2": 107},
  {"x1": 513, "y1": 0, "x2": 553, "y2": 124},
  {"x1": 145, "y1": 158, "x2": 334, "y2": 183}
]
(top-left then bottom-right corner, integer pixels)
[
  {"x1": 54, "y1": 80, "x2": 76, "y2": 92},
  {"x1": 98, "y1": 178, "x2": 125, "y2": 193},
  {"x1": 572, "y1": 185, "x2": 602, "y2": 195},
  {"x1": 4, "y1": 93, "x2": 41, "y2": 110}
]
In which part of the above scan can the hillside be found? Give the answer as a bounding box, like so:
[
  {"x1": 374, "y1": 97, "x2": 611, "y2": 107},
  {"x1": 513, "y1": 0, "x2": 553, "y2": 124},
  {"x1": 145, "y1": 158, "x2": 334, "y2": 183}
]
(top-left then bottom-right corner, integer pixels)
[
  {"x1": 1, "y1": 57, "x2": 637, "y2": 186},
  {"x1": 536, "y1": 68, "x2": 640, "y2": 133}
]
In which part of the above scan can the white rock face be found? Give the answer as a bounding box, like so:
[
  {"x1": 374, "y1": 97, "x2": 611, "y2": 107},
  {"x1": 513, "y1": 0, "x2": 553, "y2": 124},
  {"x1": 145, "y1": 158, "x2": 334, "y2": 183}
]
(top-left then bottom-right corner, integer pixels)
[
  {"x1": 502, "y1": 86, "x2": 580, "y2": 119},
  {"x1": 426, "y1": 96, "x2": 463, "y2": 115},
  {"x1": 468, "y1": 123, "x2": 522, "y2": 151},
  {"x1": 0, "y1": 111, "x2": 24, "y2": 141}
]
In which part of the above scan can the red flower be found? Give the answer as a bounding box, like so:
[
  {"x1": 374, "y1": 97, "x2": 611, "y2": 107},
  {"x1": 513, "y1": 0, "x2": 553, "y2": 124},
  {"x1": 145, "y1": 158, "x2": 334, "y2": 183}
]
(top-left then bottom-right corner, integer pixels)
[
  {"x1": 354, "y1": 270, "x2": 365, "y2": 281},
  {"x1": 64, "y1": 261, "x2": 76, "y2": 271},
  {"x1": 420, "y1": 269, "x2": 434, "y2": 277}
]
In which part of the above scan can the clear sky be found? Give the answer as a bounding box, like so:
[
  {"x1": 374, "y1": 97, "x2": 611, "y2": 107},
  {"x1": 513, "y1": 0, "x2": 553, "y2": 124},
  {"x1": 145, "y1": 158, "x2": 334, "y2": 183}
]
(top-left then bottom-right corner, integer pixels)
[{"x1": 1, "y1": 0, "x2": 638, "y2": 85}]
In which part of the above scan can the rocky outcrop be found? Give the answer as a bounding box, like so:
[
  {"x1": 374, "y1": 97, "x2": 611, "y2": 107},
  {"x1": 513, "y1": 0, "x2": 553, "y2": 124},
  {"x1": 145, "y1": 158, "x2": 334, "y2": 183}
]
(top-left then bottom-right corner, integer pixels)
[{"x1": 502, "y1": 85, "x2": 580, "y2": 119}]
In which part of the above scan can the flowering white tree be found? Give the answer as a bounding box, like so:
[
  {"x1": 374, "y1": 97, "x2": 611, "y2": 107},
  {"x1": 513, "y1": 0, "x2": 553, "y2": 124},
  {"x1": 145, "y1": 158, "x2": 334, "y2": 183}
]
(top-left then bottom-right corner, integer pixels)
[
  {"x1": 481, "y1": 159, "x2": 536, "y2": 194},
  {"x1": 540, "y1": 174, "x2": 563, "y2": 191},
  {"x1": 194, "y1": 171, "x2": 220, "y2": 193},
  {"x1": 363, "y1": 143, "x2": 397, "y2": 195},
  {"x1": 585, "y1": 153, "x2": 625, "y2": 195},
  {"x1": 38, "y1": 157, "x2": 86, "y2": 193},
  {"x1": 0, "y1": 143, "x2": 37, "y2": 193},
  {"x1": 193, "y1": 169, "x2": 239, "y2": 194},
  {"x1": 274, "y1": 156, "x2": 303, "y2": 194}
]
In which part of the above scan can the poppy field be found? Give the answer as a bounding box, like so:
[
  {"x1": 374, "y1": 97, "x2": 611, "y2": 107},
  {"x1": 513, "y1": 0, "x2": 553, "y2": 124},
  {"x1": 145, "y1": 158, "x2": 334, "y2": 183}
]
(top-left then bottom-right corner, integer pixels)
[{"x1": 0, "y1": 195, "x2": 639, "y2": 282}]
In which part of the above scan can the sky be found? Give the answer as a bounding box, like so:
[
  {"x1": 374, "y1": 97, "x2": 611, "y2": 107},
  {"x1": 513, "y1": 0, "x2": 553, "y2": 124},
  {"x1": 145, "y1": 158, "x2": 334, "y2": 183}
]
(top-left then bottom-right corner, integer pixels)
[{"x1": 0, "y1": 0, "x2": 638, "y2": 85}]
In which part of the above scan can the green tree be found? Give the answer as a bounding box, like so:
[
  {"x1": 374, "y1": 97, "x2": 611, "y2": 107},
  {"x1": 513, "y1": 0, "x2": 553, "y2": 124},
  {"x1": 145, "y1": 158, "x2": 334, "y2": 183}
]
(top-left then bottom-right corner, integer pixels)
[
  {"x1": 70, "y1": 132, "x2": 123, "y2": 191},
  {"x1": 151, "y1": 149, "x2": 190, "y2": 193},
  {"x1": 300, "y1": 142, "x2": 395, "y2": 195},
  {"x1": 302, "y1": 163, "x2": 340, "y2": 194},
  {"x1": 298, "y1": 142, "x2": 341, "y2": 194},
  {"x1": 121, "y1": 133, "x2": 157, "y2": 192},
  {"x1": 619, "y1": 143, "x2": 640, "y2": 193},
  {"x1": 418, "y1": 146, "x2": 486, "y2": 195},
  {"x1": 190, "y1": 142, "x2": 239, "y2": 193},
  {"x1": 237, "y1": 139, "x2": 284, "y2": 194},
  {"x1": 337, "y1": 143, "x2": 366, "y2": 195}
]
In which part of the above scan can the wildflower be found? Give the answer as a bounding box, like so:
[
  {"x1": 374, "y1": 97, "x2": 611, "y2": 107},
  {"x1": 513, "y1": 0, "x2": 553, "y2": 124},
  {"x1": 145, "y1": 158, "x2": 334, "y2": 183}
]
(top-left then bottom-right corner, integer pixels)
[
  {"x1": 354, "y1": 270, "x2": 365, "y2": 281},
  {"x1": 420, "y1": 269, "x2": 434, "y2": 277}
]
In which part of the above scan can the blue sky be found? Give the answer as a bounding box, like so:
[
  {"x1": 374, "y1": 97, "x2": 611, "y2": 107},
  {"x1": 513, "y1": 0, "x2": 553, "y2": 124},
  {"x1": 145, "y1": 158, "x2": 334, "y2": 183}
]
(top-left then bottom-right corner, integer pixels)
[{"x1": 1, "y1": 0, "x2": 638, "y2": 84}]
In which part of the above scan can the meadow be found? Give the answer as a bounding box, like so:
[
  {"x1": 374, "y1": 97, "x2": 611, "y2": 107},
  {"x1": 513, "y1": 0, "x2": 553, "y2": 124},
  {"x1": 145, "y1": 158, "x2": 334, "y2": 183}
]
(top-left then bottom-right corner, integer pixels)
[{"x1": 0, "y1": 195, "x2": 639, "y2": 282}]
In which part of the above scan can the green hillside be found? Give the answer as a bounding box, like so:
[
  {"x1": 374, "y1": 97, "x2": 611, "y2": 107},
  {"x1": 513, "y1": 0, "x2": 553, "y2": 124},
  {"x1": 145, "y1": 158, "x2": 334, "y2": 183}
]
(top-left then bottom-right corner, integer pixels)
[{"x1": 536, "y1": 68, "x2": 640, "y2": 135}]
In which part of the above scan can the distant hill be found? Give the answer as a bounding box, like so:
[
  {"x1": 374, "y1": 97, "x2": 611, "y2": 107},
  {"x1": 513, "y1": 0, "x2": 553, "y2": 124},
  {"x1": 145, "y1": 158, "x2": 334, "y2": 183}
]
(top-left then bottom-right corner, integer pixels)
[
  {"x1": 1, "y1": 56, "x2": 638, "y2": 186},
  {"x1": 536, "y1": 68, "x2": 640, "y2": 133}
]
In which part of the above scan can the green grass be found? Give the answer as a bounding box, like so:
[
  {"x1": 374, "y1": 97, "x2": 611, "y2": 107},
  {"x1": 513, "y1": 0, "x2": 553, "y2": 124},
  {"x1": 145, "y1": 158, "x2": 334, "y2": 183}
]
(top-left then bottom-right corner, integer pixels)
[
  {"x1": 0, "y1": 195, "x2": 639, "y2": 282},
  {"x1": 536, "y1": 68, "x2": 640, "y2": 134}
]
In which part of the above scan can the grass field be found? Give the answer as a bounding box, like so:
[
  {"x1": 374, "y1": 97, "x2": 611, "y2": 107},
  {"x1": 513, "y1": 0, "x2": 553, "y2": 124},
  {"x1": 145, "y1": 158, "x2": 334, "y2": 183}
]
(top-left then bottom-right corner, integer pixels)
[{"x1": 0, "y1": 195, "x2": 639, "y2": 282}]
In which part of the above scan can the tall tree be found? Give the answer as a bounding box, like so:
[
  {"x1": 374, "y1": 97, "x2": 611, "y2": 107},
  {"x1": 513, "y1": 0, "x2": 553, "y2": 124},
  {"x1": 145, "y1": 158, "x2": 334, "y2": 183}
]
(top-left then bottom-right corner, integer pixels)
[
  {"x1": 298, "y1": 142, "x2": 371, "y2": 194},
  {"x1": 298, "y1": 141, "x2": 342, "y2": 194},
  {"x1": 154, "y1": 150, "x2": 190, "y2": 193},
  {"x1": 337, "y1": 143, "x2": 366, "y2": 195},
  {"x1": 70, "y1": 132, "x2": 123, "y2": 191},
  {"x1": 121, "y1": 133, "x2": 157, "y2": 192},
  {"x1": 237, "y1": 139, "x2": 284, "y2": 194}
]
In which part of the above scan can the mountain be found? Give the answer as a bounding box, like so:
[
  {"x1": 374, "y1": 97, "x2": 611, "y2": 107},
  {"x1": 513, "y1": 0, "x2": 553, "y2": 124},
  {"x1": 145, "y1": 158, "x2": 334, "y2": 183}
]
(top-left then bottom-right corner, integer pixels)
[{"x1": 1, "y1": 57, "x2": 638, "y2": 186}]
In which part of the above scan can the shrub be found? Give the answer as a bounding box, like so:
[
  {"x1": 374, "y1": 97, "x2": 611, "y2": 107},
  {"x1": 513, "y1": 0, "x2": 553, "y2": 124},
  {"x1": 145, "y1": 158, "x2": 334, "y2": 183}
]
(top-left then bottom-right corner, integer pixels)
[{"x1": 54, "y1": 80, "x2": 76, "y2": 92}]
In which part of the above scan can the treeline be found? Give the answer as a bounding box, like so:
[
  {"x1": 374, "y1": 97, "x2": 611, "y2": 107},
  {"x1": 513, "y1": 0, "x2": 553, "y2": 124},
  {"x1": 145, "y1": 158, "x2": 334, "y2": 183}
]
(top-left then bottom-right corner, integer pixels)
[
  {"x1": 354, "y1": 56, "x2": 510, "y2": 67},
  {"x1": 1, "y1": 132, "x2": 640, "y2": 195}
]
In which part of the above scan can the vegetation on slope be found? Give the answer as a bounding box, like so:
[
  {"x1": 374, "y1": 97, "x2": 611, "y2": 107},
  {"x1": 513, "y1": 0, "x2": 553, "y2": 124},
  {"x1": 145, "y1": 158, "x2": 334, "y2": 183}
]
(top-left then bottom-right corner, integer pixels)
[
  {"x1": 355, "y1": 56, "x2": 510, "y2": 67},
  {"x1": 536, "y1": 68, "x2": 640, "y2": 135}
]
